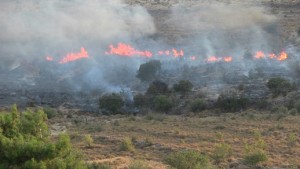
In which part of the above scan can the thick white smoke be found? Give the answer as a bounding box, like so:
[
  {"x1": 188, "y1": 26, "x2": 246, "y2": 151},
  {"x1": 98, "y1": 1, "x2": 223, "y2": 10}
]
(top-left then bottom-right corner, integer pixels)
[{"x1": 0, "y1": 0, "x2": 155, "y2": 68}]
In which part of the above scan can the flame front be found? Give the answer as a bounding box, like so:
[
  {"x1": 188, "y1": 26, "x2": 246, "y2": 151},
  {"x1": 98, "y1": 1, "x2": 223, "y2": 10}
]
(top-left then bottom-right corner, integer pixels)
[
  {"x1": 105, "y1": 43, "x2": 153, "y2": 58},
  {"x1": 59, "y1": 47, "x2": 89, "y2": 64}
]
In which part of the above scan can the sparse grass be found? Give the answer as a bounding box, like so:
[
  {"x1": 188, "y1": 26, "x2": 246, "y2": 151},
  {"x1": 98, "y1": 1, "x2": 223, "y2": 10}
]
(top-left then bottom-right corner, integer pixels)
[
  {"x1": 88, "y1": 163, "x2": 111, "y2": 169},
  {"x1": 128, "y1": 160, "x2": 150, "y2": 169}
]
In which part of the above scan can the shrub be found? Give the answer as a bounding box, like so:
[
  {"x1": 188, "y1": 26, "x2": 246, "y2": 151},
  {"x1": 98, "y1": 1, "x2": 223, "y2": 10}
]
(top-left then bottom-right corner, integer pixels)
[
  {"x1": 173, "y1": 80, "x2": 193, "y2": 94},
  {"x1": 99, "y1": 93, "x2": 124, "y2": 114},
  {"x1": 243, "y1": 150, "x2": 268, "y2": 166},
  {"x1": 43, "y1": 107, "x2": 58, "y2": 119},
  {"x1": 216, "y1": 95, "x2": 249, "y2": 112},
  {"x1": 136, "y1": 60, "x2": 161, "y2": 82},
  {"x1": 212, "y1": 143, "x2": 232, "y2": 164},
  {"x1": 267, "y1": 77, "x2": 293, "y2": 97},
  {"x1": 289, "y1": 108, "x2": 298, "y2": 115},
  {"x1": 84, "y1": 135, "x2": 94, "y2": 148},
  {"x1": 119, "y1": 137, "x2": 135, "y2": 152},
  {"x1": 165, "y1": 150, "x2": 214, "y2": 169},
  {"x1": 190, "y1": 99, "x2": 207, "y2": 112},
  {"x1": 0, "y1": 105, "x2": 86, "y2": 169},
  {"x1": 133, "y1": 94, "x2": 149, "y2": 108},
  {"x1": 146, "y1": 80, "x2": 169, "y2": 95},
  {"x1": 128, "y1": 160, "x2": 150, "y2": 169},
  {"x1": 145, "y1": 113, "x2": 166, "y2": 121},
  {"x1": 153, "y1": 95, "x2": 173, "y2": 112}
]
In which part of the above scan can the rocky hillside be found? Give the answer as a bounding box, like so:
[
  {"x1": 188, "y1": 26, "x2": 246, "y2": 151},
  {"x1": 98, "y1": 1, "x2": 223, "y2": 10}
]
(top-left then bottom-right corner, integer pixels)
[{"x1": 126, "y1": 0, "x2": 300, "y2": 46}]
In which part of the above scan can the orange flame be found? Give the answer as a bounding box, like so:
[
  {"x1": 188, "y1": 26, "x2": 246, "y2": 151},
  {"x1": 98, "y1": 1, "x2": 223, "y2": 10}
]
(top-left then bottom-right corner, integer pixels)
[
  {"x1": 255, "y1": 51, "x2": 265, "y2": 59},
  {"x1": 277, "y1": 51, "x2": 288, "y2": 61},
  {"x1": 223, "y1": 56, "x2": 233, "y2": 62},
  {"x1": 106, "y1": 43, "x2": 153, "y2": 58},
  {"x1": 206, "y1": 56, "x2": 221, "y2": 63},
  {"x1": 59, "y1": 47, "x2": 89, "y2": 64},
  {"x1": 46, "y1": 56, "x2": 54, "y2": 61}
]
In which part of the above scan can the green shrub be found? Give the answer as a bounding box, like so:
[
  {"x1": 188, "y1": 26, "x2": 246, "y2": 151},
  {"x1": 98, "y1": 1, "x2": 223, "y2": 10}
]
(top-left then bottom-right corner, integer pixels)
[
  {"x1": 211, "y1": 143, "x2": 232, "y2": 164},
  {"x1": 190, "y1": 99, "x2": 207, "y2": 112},
  {"x1": 84, "y1": 135, "x2": 94, "y2": 148},
  {"x1": 136, "y1": 60, "x2": 161, "y2": 82},
  {"x1": 165, "y1": 150, "x2": 214, "y2": 169},
  {"x1": 146, "y1": 80, "x2": 169, "y2": 95},
  {"x1": 99, "y1": 93, "x2": 124, "y2": 114},
  {"x1": 243, "y1": 150, "x2": 268, "y2": 166},
  {"x1": 153, "y1": 95, "x2": 173, "y2": 112},
  {"x1": 43, "y1": 107, "x2": 58, "y2": 119},
  {"x1": 216, "y1": 95, "x2": 249, "y2": 112},
  {"x1": 128, "y1": 160, "x2": 150, "y2": 169},
  {"x1": 133, "y1": 94, "x2": 149, "y2": 108},
  {"x1": 267, "y1": 77, "x2": 293, "y2": 97},
  {"x1": 145, "y1": 113, "x2": 166, "y2": 121},
  {"x1": 119, "y1": 137, "x2": 135, "y2": 152},
  {"x1": 173, "y1": 80, "x2": 193, "y2": 94},
  {"x1": 289, "y1": 108, "x2": 298, "y2": 115},
  {"x1": 0, "y1": 105, "x2": 86, "y2": 169}
]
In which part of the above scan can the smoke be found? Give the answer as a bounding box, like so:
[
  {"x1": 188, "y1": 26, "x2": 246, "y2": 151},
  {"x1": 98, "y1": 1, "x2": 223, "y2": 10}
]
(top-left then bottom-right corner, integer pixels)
[
  {"x1": 167, "y1": 2, "x2": 281, "y2": 56},
  {"x1": 0, "y1": 0, "x2": 155, "y2": 65}
]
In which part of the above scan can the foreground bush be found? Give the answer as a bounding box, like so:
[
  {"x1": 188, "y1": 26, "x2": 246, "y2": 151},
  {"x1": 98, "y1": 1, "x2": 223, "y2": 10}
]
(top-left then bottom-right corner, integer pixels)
[
  {"x1": 165, "y1": 150, "x2": 214, "y2": 169},
  {"x1": 244, "y1": 150, "x2": 268, "y2": 166},
  {"x1": 211, "y1": 143, "x2": 232, "y2": 164},
  {"x1": 0, "y1": 105, "x2": 86, "y2": 169},
  {"x1": 99, "y1": 93, "x2": 124, "y2": 114}
]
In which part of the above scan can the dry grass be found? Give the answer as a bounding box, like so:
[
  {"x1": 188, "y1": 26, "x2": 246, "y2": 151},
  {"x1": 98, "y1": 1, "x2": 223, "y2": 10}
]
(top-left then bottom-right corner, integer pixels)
[{"x1": 50, "y1": 111, "x2": 300, "y2": 168}]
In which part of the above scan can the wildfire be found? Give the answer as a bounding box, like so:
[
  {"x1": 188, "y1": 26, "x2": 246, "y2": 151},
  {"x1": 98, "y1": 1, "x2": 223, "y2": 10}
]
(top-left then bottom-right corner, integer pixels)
[
  {"x1": 46, "y1": 56, "x2": 54, "y2": 61},
  {"x1": 45, "y1": 43, "x2": 289, "y2": 65},
  {"x1": 105, "y1": 43, "x2": 153, "y2": 58},
  {"x1": 206, "y1": 56, "x2": 233, "y2": 63},
  {"x1": 254, "y1": 51, "x2": 288, "y2": 61},
  {"x1": 58, "y1": 47, "x2": 89, "y2": 64}
]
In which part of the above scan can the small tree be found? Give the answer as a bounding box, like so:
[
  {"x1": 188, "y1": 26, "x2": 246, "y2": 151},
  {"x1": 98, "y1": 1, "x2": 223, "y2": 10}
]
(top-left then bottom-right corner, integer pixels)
[
  {"x1": 99, "y1": 93, "x2": 124, "y2": 114},
  {"x1": 173, "y1": 80, "x2": 193, "y2": 94},
  {"x1": 267, "y1": 77, "x2": 293, "y2": 97},
  {"x1": 190, "y1": 99, "x2": 207, "y2": 112},
  {"x1": 136, "y1": 60, "x2": 161, "y2": 82}
]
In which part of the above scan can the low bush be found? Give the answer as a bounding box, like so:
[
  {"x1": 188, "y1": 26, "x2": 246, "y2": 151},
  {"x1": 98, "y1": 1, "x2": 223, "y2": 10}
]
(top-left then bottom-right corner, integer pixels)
[
  {"x1": 244, "y1": 150, "x2": 268, "y2": 166},
  {"x1": 133, "y1": 94, "x2": 149, "y2": 108},
  {"x1": 190, "y1": 99, "x2": 207, "y2": 112},
  {"x1": 216, "y1": 95, "x2": 249, "y2": 112},
  {"x1": 173, "y1": 80, "x2": 193, "y2": 94},
  {"x1": 267, "y1": 77, "x2": 294, "y2": 97},
  {"x1": 119, "y1": 137, "x2": 135, "y2": 152},
  {"x1": 146, "y1": 80, "x2": 169, "y2": 95},
  {"x1": 153, "y1": 95, "x2": 173, "y2": 112},
  {"x1": 84, "y1": 135, "x2": 94, "y2": 148},
  {"x1": 43, "y1": 107, "x2": 58, "y2": 119},
  {"x1": 211, "y1": 143, "x2": 232, "y2": 164},
  {"x1": 88, "y1": 163, "x2": 111, "y2": 169},
  {"x1": 165, "y1": 150, "x2": 214, "y2": 169},
  {"x1": 136, "y1": 60, "x2": 161, "y2": 82},
  {"x1": 99, "y1": 93, "x2": 124, "y2": 114}
]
